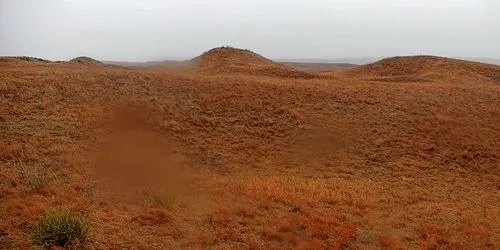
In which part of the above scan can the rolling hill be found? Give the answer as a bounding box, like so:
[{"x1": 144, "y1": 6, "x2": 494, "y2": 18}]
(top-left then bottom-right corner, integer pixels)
[
  {"x1": 0, "y1": 48, "x2": 499, "y2": 249},
  {"x1": 341, "y1": 55, "x2": 500, "y2": 83},
  {"x1": 69, "y1": 56, "x2": 102, "y2": 65},
  {"x1": 189, "y1": 47, "x2": 316, "y2": 78}
]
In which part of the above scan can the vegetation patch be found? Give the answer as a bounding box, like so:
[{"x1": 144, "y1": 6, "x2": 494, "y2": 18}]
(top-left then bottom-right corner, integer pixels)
[
  {"x1": 30, "y1": 209, "x2": 89, "y2": 247},
  {"x1": 147, "y1": 191, "x2": 178, "y2": 207}
]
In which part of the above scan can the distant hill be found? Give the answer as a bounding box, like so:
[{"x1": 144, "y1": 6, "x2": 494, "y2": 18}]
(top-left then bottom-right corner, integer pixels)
[
  {"x1": 277, "y1": 57, "x2": 380, "y2": 65},
  {"x1": 189, "y1": 47, "x2": 316, "y2": 78},
  {"x1": 341, "y1": 55, "x2": 500, "y2": 83},
  {"x1": 69, "y1": 56, "x2": 102, "y2": 65},
  {"x1": 459, "y1": 57, "x2": 500, "y2": 66},
  {"x1": 279, "y1": 57, "x2": 500, "y2": 66},
  {"x1": 0, "y1": 56, "x2": 53, "y2": 63},
  {"x1": 280, "y1": 62, "x2": 357, "y2": 72},
  {"x1": 103, "y1": 56, "x2": 500, "y2": 69},
  {"x1": 104, "y1": 60, "x2": 181, "y2": 67}
]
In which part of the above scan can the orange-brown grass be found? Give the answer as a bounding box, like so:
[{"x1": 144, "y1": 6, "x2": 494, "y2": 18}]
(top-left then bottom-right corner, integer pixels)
[
  {"x1": 189, "y1": 47, "x2": 316, "y2": 78},
  {"x1": 0, "y1": 52, "x2": 499, "y2": 249},
  {"x1": 336, "y1": 55, "x2": 500, "y2": 84}
]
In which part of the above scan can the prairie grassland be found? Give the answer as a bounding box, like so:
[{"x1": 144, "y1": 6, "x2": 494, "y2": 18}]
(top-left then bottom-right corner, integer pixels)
[{"x1": 0, "y1": 55, "x2": 499, "y2": 249}]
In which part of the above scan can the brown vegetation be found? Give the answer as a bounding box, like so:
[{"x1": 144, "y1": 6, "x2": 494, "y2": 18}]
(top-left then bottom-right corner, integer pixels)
[
  {"x1": 69, "y1": 56, "x2": 102, "y2": 65},
  {"x1": 0, "y1": 49, "x2": 499, "y2": 249},
  {"x1": 340, "y1": 55, "x2": 500, "y2": 83},
  {"x1": 189, "y1": 47, "x2": 316, "y2": 78}
]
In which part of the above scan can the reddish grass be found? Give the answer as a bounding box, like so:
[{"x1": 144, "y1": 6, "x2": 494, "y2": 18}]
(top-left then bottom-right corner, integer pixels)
[
  {"x1": 190, "y1": 47, "x2": 316, "y2": 78},
  {"x1": 0, "y1": 52, "x2": 499, "y2": 249},
  {"x1": 342, "y1": 55, "x2": 500, "y2": 83}
]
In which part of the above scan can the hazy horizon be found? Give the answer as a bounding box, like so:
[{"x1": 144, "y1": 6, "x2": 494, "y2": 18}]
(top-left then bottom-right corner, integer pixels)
[{"x1": 1, "y1": 0, "x2": 499, "y2": 62}]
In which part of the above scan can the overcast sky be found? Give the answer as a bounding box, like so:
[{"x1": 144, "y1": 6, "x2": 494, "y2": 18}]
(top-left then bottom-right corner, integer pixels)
[{"x1": 0, "y1": 0, "x2": 499, "y2": 61}]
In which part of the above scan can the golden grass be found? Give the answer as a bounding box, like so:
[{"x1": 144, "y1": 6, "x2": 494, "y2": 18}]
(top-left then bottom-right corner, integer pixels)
[{"x1": 0, "y1": 55, "x2": 499, "y2": 249}]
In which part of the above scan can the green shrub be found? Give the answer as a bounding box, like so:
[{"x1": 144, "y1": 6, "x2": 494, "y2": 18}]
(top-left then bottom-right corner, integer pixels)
[{"x1": 30, "y1": 209, "x2": 89, "y2": 247}]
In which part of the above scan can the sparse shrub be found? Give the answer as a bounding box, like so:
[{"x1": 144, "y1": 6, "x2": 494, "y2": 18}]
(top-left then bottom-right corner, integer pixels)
[
  {"x1": 20, "y1": 164, "x2": 59, "y2": 191},
  {"x1": 30, "y1": 209, "x2": 89, "y2": 247},
  {"x1": 22, "y1": 165, "x2": 47, "y2": 190},
  {"x1": 27, "y1": 168, "x2": 44, "y2": 190},
  {"x1": 148, "y1": 191, "x2": 178, "y2": 207}
]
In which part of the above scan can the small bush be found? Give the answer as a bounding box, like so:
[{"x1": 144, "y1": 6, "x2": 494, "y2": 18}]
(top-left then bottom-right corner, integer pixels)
[
  {"x1": 30, "y1": 209, "x2": 89, "y2": 247},
  {"x1": 148, "y1": 191, "x2": 178, "y2": 207}
]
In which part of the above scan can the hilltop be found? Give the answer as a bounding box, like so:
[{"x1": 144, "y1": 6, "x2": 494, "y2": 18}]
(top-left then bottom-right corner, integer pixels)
[
  {"x1": 189, "y1": 47, "x2": 316, "y2": 78},
  {"x1": 342, "y1": 55, "x2": 500, "y2": 83},
  {"x1": 69, "y1": 56, "x2": 102, "y2": 65}
]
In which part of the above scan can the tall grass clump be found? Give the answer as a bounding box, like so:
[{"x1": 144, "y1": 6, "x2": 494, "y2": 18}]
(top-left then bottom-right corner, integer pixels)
[{"x1": 30, "y1": 209, "x2": 89, "y2": 247}]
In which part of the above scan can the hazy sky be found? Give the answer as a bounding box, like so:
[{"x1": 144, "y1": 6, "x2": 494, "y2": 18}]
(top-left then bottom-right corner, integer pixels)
[{"x1": 1, "y1": 0, "x2": 499, "y2": 61}]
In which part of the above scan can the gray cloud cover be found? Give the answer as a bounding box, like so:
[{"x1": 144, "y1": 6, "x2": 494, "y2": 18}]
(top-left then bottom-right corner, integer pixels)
[{"x1": 1, "y1": 0, "x2": 499, "y2": 61}]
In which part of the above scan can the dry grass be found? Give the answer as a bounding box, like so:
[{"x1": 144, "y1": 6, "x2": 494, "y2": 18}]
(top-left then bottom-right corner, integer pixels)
[
  {"x1": 190, "y1": 47, "x2": 317, "y2": 78},
  {"x1": 0, "y1": 51, "x2": 499, "y2": 249},
  {"x1": 341, "y1": 55, "x2": 500, "y2": 83}
]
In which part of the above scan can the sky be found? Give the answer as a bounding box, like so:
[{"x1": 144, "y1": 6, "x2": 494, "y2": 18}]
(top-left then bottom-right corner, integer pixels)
[{"x1": 0, "y1": 0, "x2": 499, "y2": 61}]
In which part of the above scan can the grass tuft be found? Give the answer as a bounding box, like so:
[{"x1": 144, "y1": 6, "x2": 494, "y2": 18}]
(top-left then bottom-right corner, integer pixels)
[
  {"x1": 147, "y1": 191, "x2": 178, "y2": 207},
  {"x1": 27, "y1": 168, "x2": 44, "y2": 190},
  {"x1": 30, "y1": 209, "x2": 89, "y2": 247}
]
